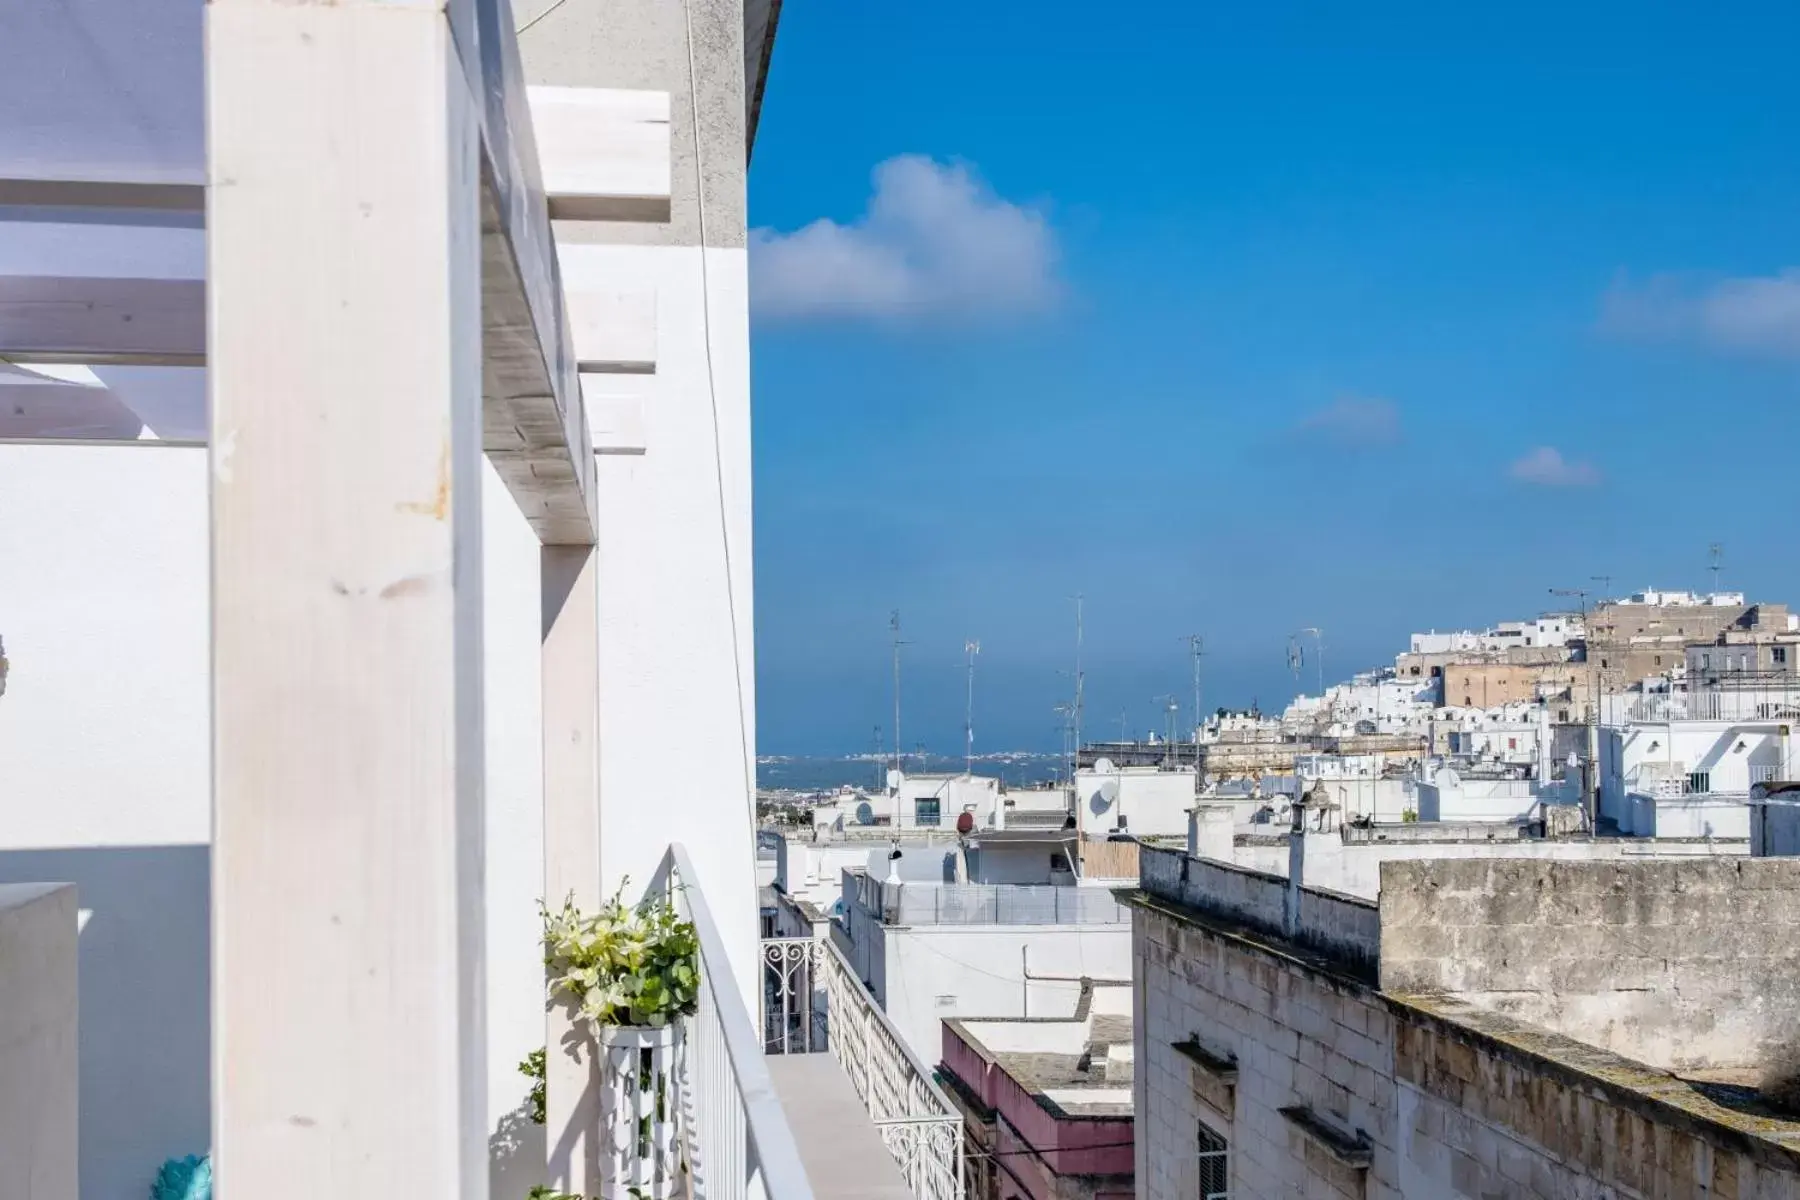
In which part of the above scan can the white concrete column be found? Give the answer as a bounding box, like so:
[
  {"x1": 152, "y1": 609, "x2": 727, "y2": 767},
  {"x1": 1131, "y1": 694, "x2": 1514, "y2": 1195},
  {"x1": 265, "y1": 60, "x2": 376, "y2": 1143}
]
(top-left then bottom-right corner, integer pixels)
[
  {"x1": 207, "y1": 2, "x2": 487, "y2": 1194},
  {"x1": 540, "y1": 545, "x2": 602, "y2": 1193}
]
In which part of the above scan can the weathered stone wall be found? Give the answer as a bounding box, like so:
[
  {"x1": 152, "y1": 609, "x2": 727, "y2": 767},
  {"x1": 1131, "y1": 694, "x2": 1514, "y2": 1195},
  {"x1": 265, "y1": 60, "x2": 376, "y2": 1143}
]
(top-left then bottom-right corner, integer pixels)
[
  {"x1": 1135, "y1": 902, "x2": 1402, "y2": 1199},
  {"x1": 1133, "y1": 891, "x2": 1800, "y2": 1200},
  {"x1": 1378, "y1": 858, "x2": 1800, "y2": 1070},
  {"x1": 1139, "y1": 844, "x2": 1380, "y2": 976},
  {"x1": 1393, "y1": 1000, "x2": 1800, "y2": 1199}
]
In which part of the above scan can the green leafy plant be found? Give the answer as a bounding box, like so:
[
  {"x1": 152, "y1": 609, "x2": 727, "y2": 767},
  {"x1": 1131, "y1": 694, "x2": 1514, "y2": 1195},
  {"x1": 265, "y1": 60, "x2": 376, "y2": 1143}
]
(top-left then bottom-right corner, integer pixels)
[
  {"x1": 1401, "y1": 808, "x2": 1419, "y2": 823},
  {"x1": 520, "y1": 1047, "x2": 546, "y2": 1125},
  {"x1": 541, "y1": 883, "x2": 700, "y2": 1030}
]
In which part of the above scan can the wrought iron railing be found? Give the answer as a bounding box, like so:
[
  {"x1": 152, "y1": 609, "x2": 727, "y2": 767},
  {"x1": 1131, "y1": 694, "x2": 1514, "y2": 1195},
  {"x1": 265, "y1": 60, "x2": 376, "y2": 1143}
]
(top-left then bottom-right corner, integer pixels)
[
  {"x1": 645, "y1": 846, "x2": 816, "y2": 1200},
  {"x1": 762, "y1": 936, "x2": 964, "y2": 1200}
]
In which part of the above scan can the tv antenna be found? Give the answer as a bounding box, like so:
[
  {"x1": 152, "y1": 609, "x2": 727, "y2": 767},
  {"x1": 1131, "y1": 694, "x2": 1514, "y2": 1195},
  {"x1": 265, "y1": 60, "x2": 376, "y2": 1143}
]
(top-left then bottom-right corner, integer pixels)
[
  {"x1": 1709, "y1": 543, "x2": 1723, "y2": 594},
  {"x1": 889, "y1": 611, "x2": 911, "y2": 775},
  {"x1": 1296, "y1": 627, "x2": 1325, "y2": 696},
  {"x1": 963, "y1": 639, "x2": 981, "y2": 775},
  {"x1": 1068, "y1": 594, "x2": 1086, "y2": 775},
  {"x1": 1181, "y1": 634, "x2": 1205, "y2": 746}
]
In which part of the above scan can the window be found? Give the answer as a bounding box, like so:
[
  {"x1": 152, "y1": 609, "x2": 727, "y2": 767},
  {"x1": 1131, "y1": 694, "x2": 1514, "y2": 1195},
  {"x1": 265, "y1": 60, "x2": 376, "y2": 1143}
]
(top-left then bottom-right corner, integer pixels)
[
  {"x1": 1049, "y1": 851, "x2": 1071, "y2": 872},
  {"x1": 1507, "y1": 737, "x2": 1517, "y2": 751},
  {"x1": 1198, "y1": 1120, "x2": 1230, "y2": 1199},
  {"x1": 1687, "y1": 771, "x2": 1710, "y2": 795},
  {"x1": 1776, "y1": 647, "x2": 1789, "y2": 666},
  {"x1": 914, "y1": 798, "x2": 941, "y2": 826},
  {"x1": 1701, "y1": 653, "x2": 1711, "y2": 670}
]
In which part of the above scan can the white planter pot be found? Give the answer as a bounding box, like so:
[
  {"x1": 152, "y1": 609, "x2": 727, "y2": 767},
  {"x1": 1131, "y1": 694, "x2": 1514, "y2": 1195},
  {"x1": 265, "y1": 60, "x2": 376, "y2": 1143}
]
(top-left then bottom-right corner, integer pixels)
[{"x1": 599, "y1": 1021, "x2": 685, "y2": 1199}]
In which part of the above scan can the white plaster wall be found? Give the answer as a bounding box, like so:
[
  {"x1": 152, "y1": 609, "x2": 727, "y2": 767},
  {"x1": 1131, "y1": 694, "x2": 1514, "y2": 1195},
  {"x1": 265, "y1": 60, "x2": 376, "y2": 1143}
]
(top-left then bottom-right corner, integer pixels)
[
  {"x1": 1608, "y1": 721, "x2": 1791, "y2": 804},
  {"x1": 967, "y1": 842, "x2": 1072, "y2": 885},
  {"x1": 0, "y1": 444, "x2": 210, "y2": 1200},
  {"x1": 582, "y1": 242, "x2": 760, "y2": 1012},
  {"x1": 1639, "y1": 796, "x2": 1751, "y2": 840},
  {"x1": 878, "y1": 924, "x2": 1132, "y2": 1066},
  {"x1": 480, "y1": 467, "x2": 547, "y2": 1196},
  {"x1": 1076, "y1": 769, "x2": 1195, "y2": 837},
  {"x1": 0, "y1": 883, "x2": 79, "y2": 1200},
  {"x1": 0, "y1": 445, "x2": 210, "y2": 849}
]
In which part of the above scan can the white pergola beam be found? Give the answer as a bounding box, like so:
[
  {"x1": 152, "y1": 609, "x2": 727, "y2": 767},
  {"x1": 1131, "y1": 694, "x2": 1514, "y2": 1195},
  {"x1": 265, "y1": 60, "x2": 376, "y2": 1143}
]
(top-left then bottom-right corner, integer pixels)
[
  {"x1": 208, "y1": 1, "x2": 488, "y2": 1192},
  {"x1": 528, "y1": 87, "x2": 672, "y2": 223},
  {"x1": 0, "y1": 276, "x2": 204, "y2": 366},
  {"x1": 0, "y1": 175, "x2": 205, "y2": 213}
]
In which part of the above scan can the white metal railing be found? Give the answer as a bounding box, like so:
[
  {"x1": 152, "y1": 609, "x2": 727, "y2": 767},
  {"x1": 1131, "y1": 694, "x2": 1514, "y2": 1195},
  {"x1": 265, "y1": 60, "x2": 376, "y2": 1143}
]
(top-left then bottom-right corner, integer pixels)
[
  {"x1": 646, "y1": 845, "x2": 816, "y2": 1200},
  {"x1": 762, "y1": 937, "x2": 964, "y2": 1200}
]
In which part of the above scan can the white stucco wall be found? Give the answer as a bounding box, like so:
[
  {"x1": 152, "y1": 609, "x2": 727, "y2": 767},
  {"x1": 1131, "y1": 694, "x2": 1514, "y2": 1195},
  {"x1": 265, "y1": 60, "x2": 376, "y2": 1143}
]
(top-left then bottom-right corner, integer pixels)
[
  {"x1": 581, "y1": 242, "x2": 760, "y2": 1011},
  {"x1": 0, "y1": 883, "x2": 79, "y2": 1200},
  {"x1": 1076, "y1": 768, "x2": 1195, "y2": 837},
  {"x1": 863, "y1": 923, "x2": 1132, "y2": 1066},
  {"x1": 1603, "y1": 720, "x2": 1794, "y2": 811},
  {"x1": 0, "y1": 444, "x2": 210, "y2": 1200}
]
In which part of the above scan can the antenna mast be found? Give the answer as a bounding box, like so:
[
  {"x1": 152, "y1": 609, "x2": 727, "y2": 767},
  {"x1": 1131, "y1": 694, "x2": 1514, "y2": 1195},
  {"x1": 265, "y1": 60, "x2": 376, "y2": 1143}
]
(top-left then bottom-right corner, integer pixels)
[
  {"x1": 1182, "y1": 634, "x2": 1205, "y2": 747},
  {"x1": 1070, "y1": 595, "x2": 1086, "y2": 780},
  {"x1": 890, "y1": 611, "x2": 910, "y2": 776},
  {"x1": 1710, "y1": 543, "x2": 1723, "y2": 595},
  {"x1": 964, "y1": 639, "x2": 981, "y2": 775}
]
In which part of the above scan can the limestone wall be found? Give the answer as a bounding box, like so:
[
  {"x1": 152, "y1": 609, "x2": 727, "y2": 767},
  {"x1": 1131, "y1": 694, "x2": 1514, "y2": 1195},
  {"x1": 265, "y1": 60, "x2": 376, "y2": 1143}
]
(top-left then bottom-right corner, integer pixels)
[{"x1": 1378, "y1": 858, "x2": 1800, "y2": 1070}]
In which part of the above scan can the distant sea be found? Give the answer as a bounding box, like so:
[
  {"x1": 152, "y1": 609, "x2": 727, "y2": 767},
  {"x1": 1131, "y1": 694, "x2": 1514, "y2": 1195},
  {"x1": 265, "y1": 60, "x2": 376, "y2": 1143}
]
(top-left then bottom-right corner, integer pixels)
[{"x1": 756, "y1": 752, "x2": 1064, "y2": 793}]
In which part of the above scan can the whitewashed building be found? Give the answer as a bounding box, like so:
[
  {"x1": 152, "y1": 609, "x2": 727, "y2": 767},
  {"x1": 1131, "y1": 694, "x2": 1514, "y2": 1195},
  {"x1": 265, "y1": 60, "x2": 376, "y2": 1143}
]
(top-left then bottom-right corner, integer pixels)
[{"x1": 0, "y1": 2, "x2": 965, "y2": 1198}]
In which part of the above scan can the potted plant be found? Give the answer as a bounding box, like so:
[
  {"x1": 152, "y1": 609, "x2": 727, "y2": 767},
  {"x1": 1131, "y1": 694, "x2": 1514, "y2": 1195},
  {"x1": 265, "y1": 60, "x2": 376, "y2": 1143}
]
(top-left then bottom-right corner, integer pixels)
[{"x1": 542, "y1": 885, "x2": 700, "y2": 1200}]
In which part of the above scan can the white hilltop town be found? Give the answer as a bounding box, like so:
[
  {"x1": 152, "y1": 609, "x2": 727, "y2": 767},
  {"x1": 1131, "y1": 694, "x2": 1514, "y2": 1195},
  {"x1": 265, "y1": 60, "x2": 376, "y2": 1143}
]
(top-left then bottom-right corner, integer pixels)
[{"x1": 4, "y1": 2, "x2": 1800, "y2": 1199}]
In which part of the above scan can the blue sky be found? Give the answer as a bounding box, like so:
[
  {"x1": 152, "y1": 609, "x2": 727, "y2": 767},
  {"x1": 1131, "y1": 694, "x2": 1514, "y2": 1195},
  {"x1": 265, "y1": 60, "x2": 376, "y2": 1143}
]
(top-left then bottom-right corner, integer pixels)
[{"x1": 746, "y1": 1, "x2": 1800, "y2": 755}]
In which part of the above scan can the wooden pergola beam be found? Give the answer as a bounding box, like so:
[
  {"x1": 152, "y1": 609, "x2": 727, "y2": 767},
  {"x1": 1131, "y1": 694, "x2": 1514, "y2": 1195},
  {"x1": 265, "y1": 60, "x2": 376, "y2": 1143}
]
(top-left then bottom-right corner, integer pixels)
[{"x1": 0, "y1": 276, "x2": 204, "y2": 366}]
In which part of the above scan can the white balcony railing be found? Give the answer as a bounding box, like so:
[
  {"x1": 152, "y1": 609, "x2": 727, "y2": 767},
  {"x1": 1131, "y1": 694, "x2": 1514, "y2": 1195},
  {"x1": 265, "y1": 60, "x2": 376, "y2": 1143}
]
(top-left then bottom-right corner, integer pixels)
[
  {"x1": 763, "y1": 937, "x2": 964, "y2": 1200},
  {"x1": 645, "y1": 845, "x2": 816, "y2": 1200}
]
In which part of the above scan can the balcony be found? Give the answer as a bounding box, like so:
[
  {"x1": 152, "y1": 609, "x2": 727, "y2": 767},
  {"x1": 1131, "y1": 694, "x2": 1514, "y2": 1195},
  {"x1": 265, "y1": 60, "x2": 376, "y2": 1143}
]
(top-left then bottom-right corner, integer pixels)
[
  {"x1": 641, "y1": 846, "x2": 963, "y2": 1200},
  {"x1": 761, "y1": 934, "x2": 965, "y2": 1200}
]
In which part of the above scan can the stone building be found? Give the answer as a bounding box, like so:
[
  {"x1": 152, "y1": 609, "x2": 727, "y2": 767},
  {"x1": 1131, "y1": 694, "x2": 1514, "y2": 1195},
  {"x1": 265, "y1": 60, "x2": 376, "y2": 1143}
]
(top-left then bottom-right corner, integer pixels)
[
  {"x1": 1587, "y1": 593, "x2": 1752, "y2": 686},
  {"x1": 1128, "y1": 845, "x2": 1800, "y2": 1198}
]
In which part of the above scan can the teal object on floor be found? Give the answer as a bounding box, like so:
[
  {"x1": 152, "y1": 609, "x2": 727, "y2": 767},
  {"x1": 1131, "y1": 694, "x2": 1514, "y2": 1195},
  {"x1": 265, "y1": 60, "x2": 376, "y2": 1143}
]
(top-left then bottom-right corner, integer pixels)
[{"x1": 150, "y1": 1155, "x2": 213, "y2": 1200}]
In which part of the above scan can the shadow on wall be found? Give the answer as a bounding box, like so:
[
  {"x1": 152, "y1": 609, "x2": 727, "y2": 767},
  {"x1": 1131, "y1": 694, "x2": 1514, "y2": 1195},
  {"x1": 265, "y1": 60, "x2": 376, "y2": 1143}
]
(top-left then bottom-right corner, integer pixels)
[
  {"x1": 490, "y1": 1096, "x2": 546, "y2": 1197},
  {"x1": 0, "y1": 844, "x2": 209, "y2": 1200}
]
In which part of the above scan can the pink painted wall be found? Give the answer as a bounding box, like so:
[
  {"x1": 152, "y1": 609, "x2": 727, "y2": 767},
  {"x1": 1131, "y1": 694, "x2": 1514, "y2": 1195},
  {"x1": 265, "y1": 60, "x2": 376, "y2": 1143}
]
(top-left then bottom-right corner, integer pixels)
[{"x1": 943, "y1": 1023, "x2": 1135, "y2": 1198}]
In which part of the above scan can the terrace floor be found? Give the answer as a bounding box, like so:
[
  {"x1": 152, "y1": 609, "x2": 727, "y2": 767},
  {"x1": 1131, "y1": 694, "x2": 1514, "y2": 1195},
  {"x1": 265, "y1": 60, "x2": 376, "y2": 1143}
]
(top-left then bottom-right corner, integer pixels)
[{"x1": 766, "y1": 1054, "x2": 911, "y2": 1200}]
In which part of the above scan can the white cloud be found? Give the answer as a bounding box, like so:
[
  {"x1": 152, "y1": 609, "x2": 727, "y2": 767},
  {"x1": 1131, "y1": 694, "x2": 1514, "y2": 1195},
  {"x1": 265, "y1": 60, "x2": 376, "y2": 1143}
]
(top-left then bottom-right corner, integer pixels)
[
  {"x1": 1509, "y1": 446, "x2": 1601, "y2": 488},
  {"x1": 1600, "y1": 269, "x2": 1800, "y2": 358},
  {"x1": 750, "y1": 156, "x2": 1060, "y2": 323},
  {"x1": 1290, "y1": 396, "x2": 1401, "y2": 447}
]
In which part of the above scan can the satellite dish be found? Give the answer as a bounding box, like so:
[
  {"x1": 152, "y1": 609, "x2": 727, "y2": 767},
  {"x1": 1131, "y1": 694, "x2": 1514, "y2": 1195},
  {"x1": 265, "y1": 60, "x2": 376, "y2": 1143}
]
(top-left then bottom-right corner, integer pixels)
[
  {"x1": 1094, "y1": 757, "x2": 1116, "y2": 775},
  {"x1": 855, "y1": 801, "x2": 874, "y2": 825},
  {"x1": 1098, "y1": 778, "x2": 1121, "y2": 805},
  {"x1": 955, "y1": 811, "x2": 975, "y2": 835},
  {"x1": 885, "y1": 769, "x2": 903, "y2": 791}
]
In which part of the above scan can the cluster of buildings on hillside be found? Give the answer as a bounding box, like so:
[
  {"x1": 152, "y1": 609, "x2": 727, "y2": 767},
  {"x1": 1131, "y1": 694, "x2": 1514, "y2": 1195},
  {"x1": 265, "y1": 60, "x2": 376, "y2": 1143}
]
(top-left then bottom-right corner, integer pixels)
[{"x1": 748, "y1": 584, "x2": 1800, "y2": 1199}]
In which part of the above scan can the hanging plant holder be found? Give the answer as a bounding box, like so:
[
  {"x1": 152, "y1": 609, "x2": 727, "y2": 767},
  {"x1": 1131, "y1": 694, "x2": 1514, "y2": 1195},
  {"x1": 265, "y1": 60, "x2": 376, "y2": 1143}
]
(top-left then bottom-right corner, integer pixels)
[
  {"x1": 599, "y1": 1022, "x2": 685, "y2": 1199},
  {"x1": 542, "y1": 884, "x2": 701, "y2": 1200}
]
